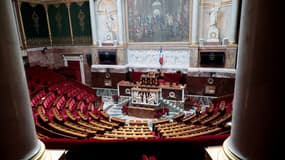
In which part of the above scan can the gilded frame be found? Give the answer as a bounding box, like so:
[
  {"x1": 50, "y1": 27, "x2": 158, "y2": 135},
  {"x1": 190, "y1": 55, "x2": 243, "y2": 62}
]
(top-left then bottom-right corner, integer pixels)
[{"x1": 125, "y1": 0, "x2": 191, "y2": 45}]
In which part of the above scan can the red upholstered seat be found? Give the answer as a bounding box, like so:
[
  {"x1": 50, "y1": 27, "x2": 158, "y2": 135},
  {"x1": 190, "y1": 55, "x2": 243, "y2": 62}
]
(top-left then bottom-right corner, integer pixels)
[
  {"x1": 131, "y1": 72, "x2": 143, "y2": 81},
  {"x1": 163, "y1": 73, "x2": 180, "y2": 83},
  {"x1": 158, "y1": 79, "x2": 165, "y2": 85},
  {"x1": 142, "y1": 154, "x2": 148, "y2": 160}
]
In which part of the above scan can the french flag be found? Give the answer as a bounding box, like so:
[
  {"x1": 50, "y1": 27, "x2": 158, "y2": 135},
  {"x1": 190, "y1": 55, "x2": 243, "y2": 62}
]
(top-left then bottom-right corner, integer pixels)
[{"x1": 159, "y1": 48, "x2": 164, "y2": 65}]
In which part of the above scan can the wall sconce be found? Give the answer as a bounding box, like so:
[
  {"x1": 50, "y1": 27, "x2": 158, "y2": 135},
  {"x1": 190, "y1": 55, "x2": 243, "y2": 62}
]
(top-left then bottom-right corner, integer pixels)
[
  {"x1": 207, "y1": 72, "x2": 216, "y2": 85},
  {"x1": 41, "y1": 47, "x2": 48, "y2": 54},
  {"x1": 205, "y1": 72, "x2": 216, "y2": 95}
]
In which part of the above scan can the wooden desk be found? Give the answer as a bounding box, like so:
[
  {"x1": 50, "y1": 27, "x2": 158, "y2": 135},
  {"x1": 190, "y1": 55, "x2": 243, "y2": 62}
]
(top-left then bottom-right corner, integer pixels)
[{"x1": 127, "y1": 106, "x2": 156, "y2": 118}]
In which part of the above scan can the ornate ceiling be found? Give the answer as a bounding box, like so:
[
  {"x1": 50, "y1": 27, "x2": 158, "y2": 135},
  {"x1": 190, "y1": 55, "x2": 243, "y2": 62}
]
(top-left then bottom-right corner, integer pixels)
[{"x1": 19, "y1": 0, "x2": 88, "y2": 4}]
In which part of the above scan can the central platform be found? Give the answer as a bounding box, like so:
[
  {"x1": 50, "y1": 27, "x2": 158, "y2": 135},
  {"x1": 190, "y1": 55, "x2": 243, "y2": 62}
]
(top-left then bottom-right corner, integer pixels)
[
  {"x1": 131, "y1": 87, "x2": 160, "y2": 106},
  {"x1": 118, "y1": 71, "x2": 185, "y2": 119},
  {"x1": 118, "y1": 80, "x2": 186, "y2": 102}
]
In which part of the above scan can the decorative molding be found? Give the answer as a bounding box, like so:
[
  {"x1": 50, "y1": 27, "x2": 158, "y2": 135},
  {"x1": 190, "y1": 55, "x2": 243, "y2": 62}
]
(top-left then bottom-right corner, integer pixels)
[
  {"x1": 127, "y1": 49, "x2": 190, "y2": 69},
  {"x1": 91, "y1": 64, "x2": 128, "y2": 73},
  {"x1": 95, "y1": 0, "x2": 118, "y2": 43},
  {"x1": 90, "y1": 65, "x2": 236, "y2": 78},
  {"x1": 62, "y1": 54, "x2": 86, "y2": 84},
  {"x1": 200, "y1": 0, "x2": 232, "y2": 8},
  {"x1": 20, "y1": 0, "x2": 88, "y2": 5},
  {"x1": 188, "y1": 67, "x2": 236, "y2": 78},
  {"x1": 225, "y1": 48, "x2": 237, "y2": 68},
  {"x1": 190, "y1": 47, "x2": 199, "y2": 67}
]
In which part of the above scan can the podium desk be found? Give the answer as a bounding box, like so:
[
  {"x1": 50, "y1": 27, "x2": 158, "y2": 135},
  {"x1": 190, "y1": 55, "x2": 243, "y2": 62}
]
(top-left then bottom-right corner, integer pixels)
[{"x1": 117, "y1": 81, "x2": 185, "y2": 102}]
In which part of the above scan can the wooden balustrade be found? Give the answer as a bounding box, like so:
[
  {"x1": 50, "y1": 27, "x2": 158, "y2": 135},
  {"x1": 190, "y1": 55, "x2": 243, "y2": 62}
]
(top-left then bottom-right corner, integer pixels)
[
  {"x1": 211, "y1": 112, "x2": 232, "y2": 126},
  {"x1": 152, "y1": 118, "x2": 169, "y2": 125},
  {"x1": 77, "y1": 111, "x2": 88, "y2": 121},
  {"x1": 65, "y1": 109, "x2": 77, "y2": 121},
  {"x1": 110, "y1": 117, "x2": 126, "y2": 124},
  {"x1": 200, "y1": 112, "x2": 221, "y2": 125},
  {"x1": 37, "y1": 105, "x2": 49, "y2": 123},
  {"x1": 51, "y1": 107, "x2": 63, "y2": 122},
  {"x1": 182, "y1": 113, "x2": 197, "y2": 122},
  {"x1": 48, "y1": 122, "x2": 88, "y2": 138}
]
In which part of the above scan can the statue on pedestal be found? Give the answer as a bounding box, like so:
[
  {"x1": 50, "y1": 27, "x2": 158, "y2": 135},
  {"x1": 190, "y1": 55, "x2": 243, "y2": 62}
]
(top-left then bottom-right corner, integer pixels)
[
  {"x1": 209, "y1": 6, "x2": 219, "y2": 27},
  {"x1": 207, "y1": 5, "x2": 220, "y2": 42},
  {"x1": 104, "y1": 10, "x2": 115, "y2": 42}
]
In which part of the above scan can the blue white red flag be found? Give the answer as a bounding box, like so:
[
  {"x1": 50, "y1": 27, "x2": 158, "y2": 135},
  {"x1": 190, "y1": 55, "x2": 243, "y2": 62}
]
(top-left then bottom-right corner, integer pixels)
[{"x1": 159, "y1": 48, "x2": 163, "y2": 65}]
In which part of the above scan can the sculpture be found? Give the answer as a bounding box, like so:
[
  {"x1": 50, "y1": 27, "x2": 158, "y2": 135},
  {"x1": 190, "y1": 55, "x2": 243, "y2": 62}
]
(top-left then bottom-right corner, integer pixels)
[
  {"x1": 207, "y1": 4, "x2": 221, "y2": 42},
  {"x1": 147, "y1": 92, "x2": 157, "y2": 104},
  {"x1": 133, "y1": 91, "x2": 142, "y2": 103},
  {"x1": 209, "y1": 6, "x2": 220, "y2": 27}
]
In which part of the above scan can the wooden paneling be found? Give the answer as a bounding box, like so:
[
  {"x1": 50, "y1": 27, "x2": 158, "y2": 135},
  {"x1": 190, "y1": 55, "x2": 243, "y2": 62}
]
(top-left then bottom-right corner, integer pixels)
[
  {"x1": 92, "y1": 72, "x2": 126, "y2": 89},
  {"x1": 161, "y1": 88, "x2": 183, "y2": 101},
  {"x1": 127, "y1": 106, "x2": 156, "y2": 118},
  {"x1": 188, "y1": 77, "x2": 235, "y2": 96},
  {"x1": 92, "y1": 72, "x2": 235, "y2": 96}
]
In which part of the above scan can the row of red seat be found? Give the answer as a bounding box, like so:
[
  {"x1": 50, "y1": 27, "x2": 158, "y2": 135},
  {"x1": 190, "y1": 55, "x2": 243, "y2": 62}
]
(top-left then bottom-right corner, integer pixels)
[{"x1": 131, "y1": 72, "x2": 182, "y2": 84}]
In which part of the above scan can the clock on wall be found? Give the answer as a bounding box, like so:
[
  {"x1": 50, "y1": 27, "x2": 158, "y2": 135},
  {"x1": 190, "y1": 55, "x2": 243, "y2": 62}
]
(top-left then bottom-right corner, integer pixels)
[
  {"x1": 210, "y1": 32, "x2": 217, "y2": 38},
  {"x1": 105, "y1": 72, "x2": 110, "y2": 79}
]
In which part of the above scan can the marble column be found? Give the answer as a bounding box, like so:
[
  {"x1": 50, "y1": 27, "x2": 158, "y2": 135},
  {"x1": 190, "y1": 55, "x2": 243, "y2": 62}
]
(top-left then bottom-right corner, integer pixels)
[
  {"x1": 117, "y1": 0, "x2": 124, "y2": 45},
  {"x1": 89, "y1": 0, "x2": 97, "y2": 45},
  {"x1": 223, "y1": 0, "x2": 282, "y2": 159},
  {"x1": 228, "y1": 0, "x2": 240, "y2": 45},
  {"x1": 191, "y1": 0, "x2": 199, "y2": 45},
  {"x1": 67, "y1": 3, "x2": 74, "y2": 44},
  {"x1": 44, "y1": 4, "x2": 53, "y2": 45},
  {"x1": 0, "y1": 1, "x2": 46, "y2": 159},
  {"x1": 79, "y1": 55, "x2": 86, "y2": 84}
]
